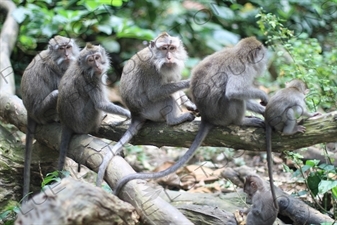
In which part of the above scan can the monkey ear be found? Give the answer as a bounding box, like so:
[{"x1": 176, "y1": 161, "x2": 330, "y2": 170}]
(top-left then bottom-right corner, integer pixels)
[{"x1": 150, "y1": 41, "x2": 155, "y2": 48}]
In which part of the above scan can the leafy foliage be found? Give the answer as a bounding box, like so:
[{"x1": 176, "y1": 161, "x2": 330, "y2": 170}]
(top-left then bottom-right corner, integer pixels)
[{"x1": 257, "y1": 10, "x2": 337, "y2": 111}]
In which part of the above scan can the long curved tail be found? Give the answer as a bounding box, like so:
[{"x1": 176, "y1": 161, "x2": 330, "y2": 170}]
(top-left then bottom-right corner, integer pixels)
[
  {"x1": 23, "y1": 116, "x2": 36, "y2": 202},
  {"x1": 113, "y1": 121, "x2": 213, "y2": 196},
  {"x1": 96, "y1": 117, "x2": 145, "y2": 186},
  {"x1": 266, "y1": 123, "x2": 278, "y2": 209},
  {"x1": 58, "y1": 125, "x2": 74, "y2": 171}
]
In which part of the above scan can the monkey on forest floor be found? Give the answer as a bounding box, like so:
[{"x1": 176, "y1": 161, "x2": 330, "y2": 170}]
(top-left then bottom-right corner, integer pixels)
[
  {"x1": 264, "y1": 79, "x2": 320, "y2": 209},
  {"x1": 242, "y1": 174, "x2": 278, "y2": 225},
  {"x1": 57, "y1": 43, "x2": 131, "y2": 178},
  {"x1": 112, "y1": 36, "x2": 269, "y2": 195},
  {"x1": 95, "y1": 32, "x2": 197, "y2": 187},
  {"x1": 21, "y1": 36, "x2": 80, "y2": 201}
]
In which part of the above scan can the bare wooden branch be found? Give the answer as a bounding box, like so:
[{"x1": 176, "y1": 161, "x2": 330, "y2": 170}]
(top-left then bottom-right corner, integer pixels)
[
  {"x1": 1, "y1": 93, "x2": 337, "y2": 155},
  {"x1": 98, "y1": 111, "x2": 337, "y2": 152},
  {"x1": 0, "y1": 0, "x2": 19, "y2": 94}
]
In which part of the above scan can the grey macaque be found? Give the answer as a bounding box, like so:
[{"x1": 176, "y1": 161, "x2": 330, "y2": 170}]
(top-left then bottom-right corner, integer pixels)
[
  {"x1": 21, "y1": 35, "x2": 80, "y2": 201},
  {"x1": 57, "y1": 43, "x2": 131, "y2": 176},
  {"x1": 265, "y1": 79, "x2": 320, "y2": 208},
  {"x1": 243, "y1": 174, "x2": 278, "y2": 225},
  {"x1": 95, "y1": 32, "x2": 196, "y2": 186}
]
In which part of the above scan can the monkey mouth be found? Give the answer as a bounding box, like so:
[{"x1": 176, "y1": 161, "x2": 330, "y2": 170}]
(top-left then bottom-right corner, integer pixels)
[
  {"x1": 163, "y1": 62, "x2": 175, "y2": 67},
  {"x1": 96, "y1": 68, "x2": 103, "y2": 74}
]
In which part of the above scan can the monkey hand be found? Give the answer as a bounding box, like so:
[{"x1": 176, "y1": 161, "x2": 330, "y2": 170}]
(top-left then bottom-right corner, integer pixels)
[{"x1": 297, "y1": 125, "x2": 306, "y2": 133}]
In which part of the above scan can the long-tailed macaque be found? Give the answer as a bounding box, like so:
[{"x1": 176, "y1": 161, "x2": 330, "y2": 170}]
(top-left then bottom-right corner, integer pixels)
[
  {"x1": 95, "y1": 32, "x2": 196, "y2": 186},
  {"x1": 21, "y1": 36, "x2": 80, "y2": 201},
  {"x1": 113, "y1": 36, "x2": 269, "y2": 195},
  {"x1": 57, "y1": 43, "x2": 131, "y2": 175},
  {"x1": 243, "y1": 175, "x2": 278, "y2": 225},
  {"x1": 264, "y1": 79, "x2": 320, "y2": 208}
]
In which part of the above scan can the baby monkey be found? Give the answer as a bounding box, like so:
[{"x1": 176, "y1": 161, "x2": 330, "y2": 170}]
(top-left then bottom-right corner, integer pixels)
[
  {"x1": 265, "y1": 79, "x2": 320, "y2": 208},
  {"x1": 95, "y1": 32, "x2": 196, "y2": 186},
  {"x1": 57, "y1": 43, "x2": 131, "y2": 174},
  {"x1": 21, "y1": 35, "x2": 80, "y2": 200},
  {"x1": 243, "y1": 175, "x2": 278, "y2": 225}
]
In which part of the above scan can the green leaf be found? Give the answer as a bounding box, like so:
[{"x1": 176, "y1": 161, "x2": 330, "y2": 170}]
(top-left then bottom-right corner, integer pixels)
[
  {"x1": 318, "y1": 180, "x2": 337, "y2": 195},
  {"x1": 307, "y1": 174, "x2": 321, "y2": 196},
  {"x1": 318, "y1": 163, "x2": 335, "y2": 172},
  {"x1": 116, "y1": 26, "x2": 155, "y2": 40},
  {"x1": 19, "y1": 35, "x2": 36, "y2": 49},
  {"x1": 105, "y1": 0, "x2": 123, "y2": 7},
  {"x1": 12, "y1": 7, "x2": 29, "y2": 23},
  {"x1": 332, "y1": 186, "x2": 337, "y2": 199},
  {"x1": 305, "y1": 159, "x2": 320, "y2": 167},
  {"x1": 99, "y1": 38, "x2": 120, "y2": 52},
  {"x1": 97, "y1": 24, "x2": 113, "y2": 35}
]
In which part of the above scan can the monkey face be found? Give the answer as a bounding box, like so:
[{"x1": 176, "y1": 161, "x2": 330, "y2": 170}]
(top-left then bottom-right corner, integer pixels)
[
  {"x1": 86, "y1": 53, "x2": 107, "y2": 76},
  {"x1": 55, "y1": 44, "x2": 75, "y2": 65},
  {"x1": 150, "y1": 33, "x2": 187, "y2": 70},
  {"x1": 49, "y1": 36, "x2": 79, "y2": 66}
]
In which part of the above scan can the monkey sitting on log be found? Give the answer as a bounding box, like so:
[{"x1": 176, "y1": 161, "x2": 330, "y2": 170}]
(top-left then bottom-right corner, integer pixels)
[
  {"x1": 95, "y1": 32, "x2": 197, "y2": 187},
  {"x1": 57, "y1": 44, "x2": 131, "y2": 177},
  {"x1": 113, "y1": 36, "x2": 269, "y2": 195},
  {"x1": 242, "y1": 174, "x2": 278, "y2": 225},
  {"x1": 265, "y1": 79, "x2": 321, "y2": 209},
  {"x1": 21, "y1": 35, "x2": 80, "y2": 201}
]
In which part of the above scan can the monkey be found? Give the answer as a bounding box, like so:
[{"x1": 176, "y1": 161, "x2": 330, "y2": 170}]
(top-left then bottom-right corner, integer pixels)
[
  {"x1": 112, "y1": 36, "x2": 269, "y2": 196},
  {"x1": 20, "y1": 35, "x2": 80, "y2": 201},
  {"x1": 264, "y1": 78, "x2": 320, "y2": 209},
  {"x1": 242, "y1": 174, "x2": 278, "y2": 225},
  {"x1": 57, "y1": 43, "x2": 131, "y2": 178},
  {"x1": 95, "y1": 32, "x2": 197, "y2": 187}
]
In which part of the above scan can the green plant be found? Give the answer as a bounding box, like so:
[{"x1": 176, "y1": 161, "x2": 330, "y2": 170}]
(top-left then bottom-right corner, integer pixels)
[
  {"x1": 257, "y1": 9, "x2": 337, "y2": 112},
  {"x1": 286, "y1": 150, "x2": 337, "y2": 218},
  {"x1": 41, "y1": 170, "x2": 69, "y2": 188},
  {"x1": 0, "y1": 204, "x2": 19, "y2": 225}
]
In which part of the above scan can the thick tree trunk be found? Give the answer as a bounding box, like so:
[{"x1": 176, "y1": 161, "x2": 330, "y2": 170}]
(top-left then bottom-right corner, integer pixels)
[{"x1": 0, "y1": 0, "x2": 18, "y2": 94}]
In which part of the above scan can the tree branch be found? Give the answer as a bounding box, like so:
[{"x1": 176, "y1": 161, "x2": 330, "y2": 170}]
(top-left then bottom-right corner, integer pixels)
[{"x1": 0, "y1": 0, "x2": 19, "y2": 94}]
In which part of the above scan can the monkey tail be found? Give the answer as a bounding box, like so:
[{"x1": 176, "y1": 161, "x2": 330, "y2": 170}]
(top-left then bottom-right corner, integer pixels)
[
  {"x1": 266, "y1": 123, "x2": 278, "y2": 210},
  {"x1": 58, "y1": 125, "x2": 74, "y2": 172},
  {"x1": 23, "y1": 116, "x2": 37, "y2": 202},
  {"x1": 113, "y1": 121, "x2": 213, "y2": 196},
  {"x1": 96, "y1": 117, "x2": 145, "y2": 187}
]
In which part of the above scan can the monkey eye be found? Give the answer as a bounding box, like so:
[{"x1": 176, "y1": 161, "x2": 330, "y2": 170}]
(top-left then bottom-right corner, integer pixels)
[
  {"x1": 169, "y1": 46, "x2": 176, "y2": 51},
  {"x1": 161, "y1": 46, "x2": 168, "y2": 51},
  {"x1": 95, "y1": 55, "x2": 101, "y2": 60},
  {"x1": 66, "y1": 45, "x2": 72, "y2": 49},
  {"x1": 59, "y1": 46, "x2": 65, "y2": 50}
]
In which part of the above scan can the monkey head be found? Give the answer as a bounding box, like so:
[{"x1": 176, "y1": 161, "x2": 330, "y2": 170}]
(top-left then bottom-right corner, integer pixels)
[
  {"x1": 285, "y1": 79, "x2": 309, "y2": 95},
  {"x1": 234, "y1": 36, "x2": 268, "y2": 75},
  {"x1": 243, "y1": 175, "x2": 263, "y2": 196},
  {"x1": 78, "y1": 43, "x2": 110, "y2": 78},
  {"x1": 48, "y1": 35, "x2": 80, "y2": 71},
  {"x1": 150, "y1": 32, "x2": 187, "y2": 72}
]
